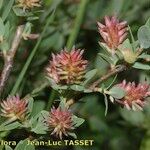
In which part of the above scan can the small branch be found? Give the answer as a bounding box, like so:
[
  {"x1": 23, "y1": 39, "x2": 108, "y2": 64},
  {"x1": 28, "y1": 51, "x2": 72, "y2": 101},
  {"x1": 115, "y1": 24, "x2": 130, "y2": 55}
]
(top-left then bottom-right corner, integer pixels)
[
  {"x1": 0, "y1": 25, "x2": 24, "y2": 95},
  {"x1": 90, "y1": 65, "x2": 127, "y2": 89}
]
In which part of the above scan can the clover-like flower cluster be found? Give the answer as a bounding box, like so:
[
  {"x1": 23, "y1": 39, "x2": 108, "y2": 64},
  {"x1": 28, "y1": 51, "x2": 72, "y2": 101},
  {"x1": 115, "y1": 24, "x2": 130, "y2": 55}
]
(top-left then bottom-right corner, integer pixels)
[
  {"x1": 46, "y1": 48, "x2": 88, "y2": 85},
  {"x1": 46, "y1": 107, "x2": 74, "y2": 139},
  {"x1": 0, "y1": 95, "x2": 28, "y2": 121},
  {"x1": 97, "y1": 16, "x2": 128, "y2": 51},
  {"x1": 115, "y1": 80, "x2": 150, "y2": 111}
]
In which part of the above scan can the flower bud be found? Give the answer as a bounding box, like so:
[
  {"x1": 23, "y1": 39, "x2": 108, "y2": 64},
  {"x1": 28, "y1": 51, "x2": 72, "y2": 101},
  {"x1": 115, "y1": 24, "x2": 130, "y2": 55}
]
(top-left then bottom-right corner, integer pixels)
[{"x1": 46, "y1": 48, "x2": 88, "y2": 85}]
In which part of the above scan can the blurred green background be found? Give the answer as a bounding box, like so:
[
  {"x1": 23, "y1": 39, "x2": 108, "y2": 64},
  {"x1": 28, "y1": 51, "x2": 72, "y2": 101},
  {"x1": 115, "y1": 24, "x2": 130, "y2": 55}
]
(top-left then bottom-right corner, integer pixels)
[{"x1": 1, "y1": 0, "x2": 150, "y2": 150}]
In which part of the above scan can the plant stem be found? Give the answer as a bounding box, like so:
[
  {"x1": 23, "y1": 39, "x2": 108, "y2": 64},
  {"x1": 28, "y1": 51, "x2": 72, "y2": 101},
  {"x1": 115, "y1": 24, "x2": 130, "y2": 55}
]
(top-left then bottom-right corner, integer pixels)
[
  {"x1": 90, "y1": 65, "x2": 127, "y2": 89},
  {"x1": 66, "y1": 0, "x2": 89, "y2": 50},
  {"x1": 0, "y1": 25, "x2": 24, "y2": 96},
  {"x1": 10, "y1": 11, "x2": 55, "y2": 95}
]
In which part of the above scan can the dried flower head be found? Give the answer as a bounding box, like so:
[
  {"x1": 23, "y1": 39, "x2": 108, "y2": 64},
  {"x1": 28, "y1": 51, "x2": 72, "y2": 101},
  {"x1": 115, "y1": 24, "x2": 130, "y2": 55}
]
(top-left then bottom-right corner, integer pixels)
[
  {"x1": 46, "y1": 48, "x2": 88, "y2": 85},
  {"x1": 97, "y1": 16, "x2": 128, "y2": 51},
  {"x1": 46, "y1": 107, "x2": 74, "y2": 139},
  {"x1": 16, "y1": 0, "x2": 41, "y2": 10},
  {"x1": 116, "y1": 80, "x2": 150, "y2": 111},
  {"x1": 1, "y1": 95, "x2": 28, "y2": 121}
]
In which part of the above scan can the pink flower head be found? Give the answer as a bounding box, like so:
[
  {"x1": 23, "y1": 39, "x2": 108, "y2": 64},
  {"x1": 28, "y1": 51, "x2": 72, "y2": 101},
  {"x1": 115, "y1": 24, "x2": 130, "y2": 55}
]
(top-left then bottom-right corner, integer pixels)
[
  {"x1": 46, "y1": 107, "x2": 74, "y2": 139},
  {"x1": 116, "y1": 80, "x2": 150, "y2": 111},
  {"x1": 1, "y1": 95, "x2": 28, "y2": 121},
  {"x1": 97, "y1": 16, "x2": 128, "y2": 51},
  {"x1": 46, "y1": 48, "x2": 88, "y2": 85}
]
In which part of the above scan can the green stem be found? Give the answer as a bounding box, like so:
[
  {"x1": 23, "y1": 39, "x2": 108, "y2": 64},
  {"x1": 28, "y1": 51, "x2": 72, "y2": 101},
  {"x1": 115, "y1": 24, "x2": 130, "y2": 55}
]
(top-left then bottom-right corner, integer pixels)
[
  {"x1": 66, "y1": 0, "x2": 89, "y2": 50},
  {"x1": 10, "y1": 11, "x2": 55, "y2": 95},
  {"x1": 46, "y1": 90, "x2": 56, "y2": 110}
]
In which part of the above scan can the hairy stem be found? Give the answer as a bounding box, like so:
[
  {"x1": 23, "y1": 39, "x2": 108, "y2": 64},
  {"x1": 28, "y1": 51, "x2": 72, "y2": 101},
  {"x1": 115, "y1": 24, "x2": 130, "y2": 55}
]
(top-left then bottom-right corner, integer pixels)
[
  {"x1": 90, "y1": 65, "x2": 127, "y2": 89},
  {"x1": 0, "y1": 25, "x2": 24, "y2": 95},
  {"x1": 66, "y1": 0, "x2": 89, "y2": 50}
]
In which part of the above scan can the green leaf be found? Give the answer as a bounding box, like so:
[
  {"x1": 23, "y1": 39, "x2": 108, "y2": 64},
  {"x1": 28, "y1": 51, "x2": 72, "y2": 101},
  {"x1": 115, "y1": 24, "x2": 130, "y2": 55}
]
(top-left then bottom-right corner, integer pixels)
[
  {"x1": 31, "y1": 100, "x2": 46, "y2": 116},
  {"x1": 119, "y1": 39, "x2": 133, "y2": 50},
  {"x1": 15, "y1": 139, "x2": 35, "y2": 150},
  {"x1": 85, "y1": 69, "x2": 97, "y2": 80},
  {"x1": 0, "y1": 0, "x2": 3, "y2": 10},
  {"x1": 72, "y1": 115, "x2": 85, "y2": 127},
  {"x1": 70, "y1": 85, "x2": 84, "y2": 91},
  {"x1": 138, "y1": 25, "x2": 150, "y2": 49},
  {"x1": 128, "y1": 26, "x2": 136, "y2": 51},
  {"x1": 106, "y1": 74, "x2": 118, "y2": 89},
  {"x1": 0, "y1": 122, "x2": 21, "y2": 131},
  {"x1": 83, "y1": 69, "x2": 97, "y2": 85},
  {"x1": 98, "y1": 53, "x2": 113, "y2": 64},
  {"x1": 27, "y1": 97, "x2": 34, "y2": 114},
  {"x1": 30, "y1": 111, "x2": 49, "y2": 134},
  {"x1": 5, "y1": 145, "x2": 13, "y2": 150},
  {"x1": 14, "y1": 139, "x2": 28, "y2": 150},
  {"x1": 133, "y1": 62, "x2": 150, "y2": 70},
  {"x1": 27, "y1": 16, "x2": 39, "y2": 21},
  {"x1": 99, "y1": 42, "x2": 112, "y2": 54},
  {"x1": 58, "y1": 97, "x2": 67, "y2": 109},
  {"x1": 68, "y1": 132, "x2": 77, "y2": 139},
  {"x1": 138, "y1": 53, "x2": 150, "y2": 59},
  {"x1": 109, "y1": 86, "x2": 126, "y2": 99},
  {"x1": 104, "y1": 94, "x2": 108, "y2": 116},
  {"x1": 2, "y1": 0, "x2": 14, "y2": 21},
  {"x1": 31, "y1": 122, "x2": 48, "y2": 134},
  {"x1": 110, "y1": 53, "x2": 120, "y2": 65},
  {"x1": 0, "y1": 18, "x2": 5, "y2": 36},
  {"x1": 4, "y1": 21, "x2": 10, "y2": 39}
]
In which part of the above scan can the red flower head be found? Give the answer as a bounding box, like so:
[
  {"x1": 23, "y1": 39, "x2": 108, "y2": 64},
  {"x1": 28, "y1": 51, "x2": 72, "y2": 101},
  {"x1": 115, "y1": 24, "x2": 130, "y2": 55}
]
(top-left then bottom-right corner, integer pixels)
[
  {"x1": 46, "y1": 48, "x2": 88, "y2": 85},
  {"x1": 97, "y1": 16, "x2": 128, "y2": 51},
  {"x1": 46, "y1": 107, "x2": 74, "y2": 139},
  {"x1": 116, "y1": 80, "x2": 150, "y2": 111},
  {"x1": 1, "y1": 95, "x2": 28, "y2": 121}
]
